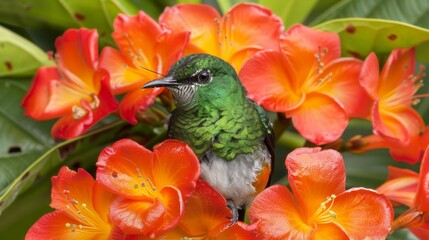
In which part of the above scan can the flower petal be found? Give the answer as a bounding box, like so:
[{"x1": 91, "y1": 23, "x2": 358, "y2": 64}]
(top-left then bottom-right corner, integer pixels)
[
  {"x1": 99, "y1": 47, "x2": 147, "y2": 94},
  {"x1": 312, "y1": 223, "x2": 349, "y2": 240},
  {"x1": 378, "y1": 48, "x2": 415, "y2": 97},
  {"x1": 239, "y1": 50, "x2": 303, "y2": 112},
  {"x1": 50, "y1": 71, "x2": 118, "y2": 140},
  {"x1": 280, "y1": 24, "x2": 340, "y2": 84},
  {"x1": 55, "y1": 28, "x2": 98, "y2": 88},
  {"x1": 119, "y1": 87, "x2": 164, "y2": 124},
  {"x1": 286, "y1": 147, "x2": 346, "y2": 221},
  {"x1": 248, "y1": 185, "x2": 315, "y2": 240},
  {"x1": 26, "y1": 211, "x2": 92, "y2": 240},
  {"x1": 159, "y1": 4, "x2": 221, "y2": 56},
  {"x1": 376, "y1": 166, "x2": 418, "y2": 207},
  {"x1": 331, "y1": 188, "x2": 394, "y2": 239},
  {"x1": 289, "y1": 92, "x2": 348, "y2": 145},
  {"x1": 372, "y1": 100, "x2": 424, "y2": 143},
  {"x1": 96, "y1": 139, "x2": 154, "y2": 199},
  {"x1": 151, "y1": 139, "x2": 200, "y2": 198},
  {"x1": 320, "y1": 58, "x2": 370, "y2": 118},
  {"x1": 359, "y1": 52, "x2": 380, "y2": 99},
  {"x1": 109, "y1": 186, "x2": 183, "y2": 237},
  {"x1": 112, "y1": 12, "x2": 161, "y2": 68},
  {"x1": 178, "y1": 180, "x2": 231, "y2": 237},
  {"x1": 221, "y1": 3, "x2": 283, "y2": 70},
  {"x1": 414, "y1": 146, "x2": 429, "y2": 212}
]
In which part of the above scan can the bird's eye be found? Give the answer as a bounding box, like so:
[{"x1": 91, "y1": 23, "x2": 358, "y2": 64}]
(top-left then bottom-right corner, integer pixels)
[{"x1": 197, "y1": 70, "x2": 211, "y2": 83}]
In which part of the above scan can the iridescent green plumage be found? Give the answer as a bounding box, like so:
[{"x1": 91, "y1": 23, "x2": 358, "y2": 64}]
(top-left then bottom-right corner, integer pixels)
[{"x1": 143, "y1": 54, "x2": 273, "y2": 223}]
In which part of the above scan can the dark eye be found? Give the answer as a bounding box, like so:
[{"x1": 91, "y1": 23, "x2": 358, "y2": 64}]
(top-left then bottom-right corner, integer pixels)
[{"x1": 197, "y1": 70, "x2": 211, "y2": 83}]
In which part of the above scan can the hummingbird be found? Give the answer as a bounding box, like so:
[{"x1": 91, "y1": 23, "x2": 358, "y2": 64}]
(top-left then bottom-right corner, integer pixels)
[{"x1": 143, "y1": 54, "x2": 274, "y2": 223}]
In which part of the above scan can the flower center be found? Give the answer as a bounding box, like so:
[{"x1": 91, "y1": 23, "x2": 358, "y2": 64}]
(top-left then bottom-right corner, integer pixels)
[
  {"x1": 62, "y1": 189, "x2": 107, "y2": 233},
  {"x1": 310, "y1": 194, "x2": 337, "y2": 224},
  {"x1": 134, "y1": 168, "x2": 159, "y2": 198},
  {"x1": 72, "y1": 94, "x2": 100, "y2": 120},
  {"x1": 306, "y1": 47, "x2": 333, "y2": 92}
]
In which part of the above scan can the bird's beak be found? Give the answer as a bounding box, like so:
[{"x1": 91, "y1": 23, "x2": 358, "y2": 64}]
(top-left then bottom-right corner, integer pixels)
[{"x1": 142, "y1": 76, "x2": 179, "y2": 88}]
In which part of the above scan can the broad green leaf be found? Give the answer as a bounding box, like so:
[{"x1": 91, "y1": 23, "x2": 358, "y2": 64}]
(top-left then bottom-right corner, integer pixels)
[
  {"x1": 310, "y1": 0, "x2": 429, "y2": 29},
  {"x1": 0, "y1": 0, "x2": 138, "y2": 46},
  {"x1": 387, "y1": 229, "x2": 419, "y2": 240},
  {"x1": 0, "y1": 26, "x2": 52, "y2": 77},
  {"x1": 314, "y1": 18, "x2": 429, "y2": 62},
  {"x1": 259, "y1": 0, "x2": 318, "y2": 28},
  {"x1": 216, "y1": 0, "x2": 255, "y2": 14}
]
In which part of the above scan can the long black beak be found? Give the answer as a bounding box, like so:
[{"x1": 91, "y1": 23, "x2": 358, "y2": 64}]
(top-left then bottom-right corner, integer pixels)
[{"x1": 142, "y1": 76, "x2": 179, "y2": 88}]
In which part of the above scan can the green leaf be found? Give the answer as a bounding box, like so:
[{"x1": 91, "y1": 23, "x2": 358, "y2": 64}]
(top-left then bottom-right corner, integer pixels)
[
  {"x1": 216, "y1": 0, "x2": 256, "y2": 14},
  {"x1": 314, "y1": 18, "x2": 429, "y2": 62},
  {"x1": 259, "y1": 0, "x2": 318, "y2": 28},
  {"x1": 0, "y1": 26, "x2": 52, "y2": 77},
  {"x1": 0, "y1": 0, "x2": 138, "y2": 46},
  {"x1": 310, "y1": 0, "x2": 429, "y2": 28},
  {"x1": 387, "y1": 229, "x2": 419, "y2": 240}
]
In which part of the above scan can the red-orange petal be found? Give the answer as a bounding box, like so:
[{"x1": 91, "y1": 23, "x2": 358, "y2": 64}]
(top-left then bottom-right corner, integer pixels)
[
  {"x1": 159, "y1": 4, "x2": 220, "y2": 56},
  {"x1": 286, "y1": 147, "x2": 346, "y2": 221},
  {"x1": 376, "y1": 166, "x2": 418, "y2": 207},
  {"x1": 359, "y1": 52, "x2": 380, "y2": 100},
  {"x1": 51, "y1": 72, "x2": 118, "y2": 140},
  {"x1": 26, "y1": 211, "x2": 93, "y2": 240},
  {"x1": 55, "y1": 28, "x2": 98, "y2": 88},
  {"x1": 289, "y1": 92, "x2": 348, "y2": 145},
  {"x1": 220, "y1": 3, "x2": 283, "y2": 70},
  {"x1": 320, "y1": 58, "x2": 370, "y2": 118},
  {"x1": 414, "y1": 146, "x2": 429, "y2": 212},
  {"x1": 280, "y1": 24, "x2": 340, "y2": 84},
  {"x1": 372, "y1": 101, "x2": 424, "y2": 143},
  {"x1": 119, "y1": 87, "x2": 163, "y2": 124},
  {"x1": 378, "y1": 48, "x2": 415, "y2": 97},
  {"x1": 99, "y1": 47, "x2": 147, "y2": 94},
  {"x1": 248, "y1": 185, "x2": 315, "y2": 240},
  {"x1": 112, "y1": 12, "x2": 161, "y2": 68},
  {"x1": 96, "y1": 139, "x2": 154, "y2": 199},
  {"x1": 239, "y1": 50, "x2": 303, "y2": 112},
  {"x1": 151, "y1": 139, "x2": 200, "y2": 199},
  {"x1": 22, "y1": 67, "x2": 70, "y2": 120},
  {"x1": 178, "y1": 180, "x2": 231, "y2": 236},
  {"x1": 110, "y1": 186, "x2": 183, "y2": 237},
  {"x1": 312, "y1": 223, "x2": 349, "y2": 240},
  {"x1": 331, "y1": 188, "x2": 394, "y2": 239}
]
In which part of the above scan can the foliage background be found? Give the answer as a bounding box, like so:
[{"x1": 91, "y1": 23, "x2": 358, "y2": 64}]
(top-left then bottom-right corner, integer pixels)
[{"x1": 1, "y1": 0, "x2": 429, "y2": 238}]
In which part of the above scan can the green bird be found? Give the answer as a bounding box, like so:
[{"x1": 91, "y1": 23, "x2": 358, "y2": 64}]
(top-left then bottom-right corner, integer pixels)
[{"x1": 143, "y1": 54, "x2": 274, "y2": 223}]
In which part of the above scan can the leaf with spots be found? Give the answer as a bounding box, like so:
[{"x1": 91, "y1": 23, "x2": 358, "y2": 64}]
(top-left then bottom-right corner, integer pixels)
[
  {"x1": 0, "y1": 0, "x2": 140, "y2": 46},
  {"x1": 314, "y1": 18, "x2": 429, "y2": 62},
  {"x1": 0, "y1": 26, "x2": 52, "y2": 77}
]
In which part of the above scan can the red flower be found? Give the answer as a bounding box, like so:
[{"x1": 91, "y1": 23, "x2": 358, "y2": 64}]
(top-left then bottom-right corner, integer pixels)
[
  {"x1": 357, "y1": 49, "x2": 428, "y2": 163},
  {"x1": 159, "y1": 2, "x2": 283, "y2": 72},
  {"x1": 26, "y1": 167, "x2": 121, "y2": 239},
  {"x1": 95, "y1": 139, "x2": 200, "y2": 237},
  {"x1": 240, "y1": 24, "x2": 369, "y2": 145},
  {"x1": 151, "y1": 179, "x2": 257, "y2": 239},
  {"x1": 22, "y1": 28, "x2": 118, "y2": 140},
  {"x1": 248, "y1": 147, "x2": 393, "y2": 239},
  {"x1": 390, "y1": 146, "x2": 429, "y2": 238},
  {"x1": 99, "y1": 11, "x2": 189, "y2": 124}
]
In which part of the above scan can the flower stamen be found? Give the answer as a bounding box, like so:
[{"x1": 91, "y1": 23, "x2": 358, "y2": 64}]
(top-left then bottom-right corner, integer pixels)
[{"x1": 310, "y1": 194, "x2": 337, "y2": 224}]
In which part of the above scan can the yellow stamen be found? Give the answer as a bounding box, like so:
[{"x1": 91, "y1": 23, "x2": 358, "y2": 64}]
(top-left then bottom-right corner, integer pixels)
[{"x1": 310, "y1": 194, "x2": 337, "y2": 224}]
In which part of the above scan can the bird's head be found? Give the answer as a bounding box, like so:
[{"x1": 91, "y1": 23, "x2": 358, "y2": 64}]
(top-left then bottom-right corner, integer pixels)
[{"x1": 143, "y1": 54, "x2": 245, "y2": 108}]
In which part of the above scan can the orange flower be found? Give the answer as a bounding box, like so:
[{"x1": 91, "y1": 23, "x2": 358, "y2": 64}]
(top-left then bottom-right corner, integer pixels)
[
  {"x1": 248, "y1": 147, "x2": 393, "y2": 239},
  {"x1": 95, "y1": 139, "x2": 200, "y2": 237},
  {"x1": 22, "y1": 28, "x2": 118, "y2": 140},
  {"x1": 26, "y1": 167, "x2": 121, "y2": 239},
  {"x1": 239, "y1": 24, "x2": 369, "y2": 145},
  {"x1": 377, "y1": 166, "x2": 419, "y2": 207},
  {"x1": 159, "y1": 2, "x2": 283, "y2": 72},
  {"x1": 357, "y1": 49, "x2": 428, "y2": 163},
  {"x1": 150, "y1": 179, "x2": 257, "y2": 240},
  {"x1": 390, "y1": 146, "x2": 429, "y2": 238},
  {"x1": 99, "y1": 11, "x2": 189, "y2": 123}
]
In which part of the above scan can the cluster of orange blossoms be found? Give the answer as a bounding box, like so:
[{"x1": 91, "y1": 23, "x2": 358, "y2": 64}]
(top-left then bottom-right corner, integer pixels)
[{"x1": 22, "y1": 2, "x2": 429, "y2": 239}]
